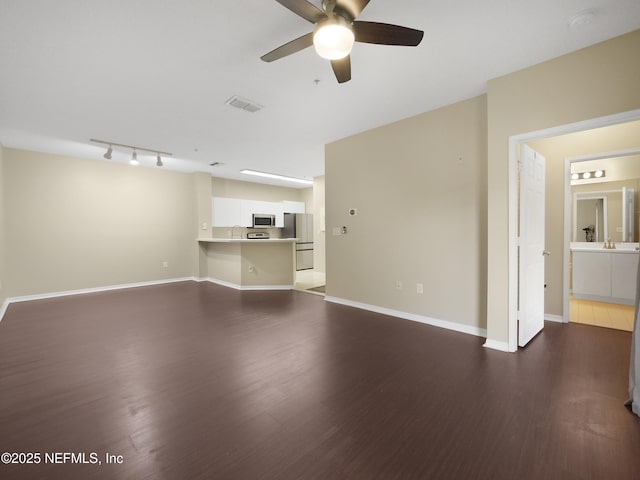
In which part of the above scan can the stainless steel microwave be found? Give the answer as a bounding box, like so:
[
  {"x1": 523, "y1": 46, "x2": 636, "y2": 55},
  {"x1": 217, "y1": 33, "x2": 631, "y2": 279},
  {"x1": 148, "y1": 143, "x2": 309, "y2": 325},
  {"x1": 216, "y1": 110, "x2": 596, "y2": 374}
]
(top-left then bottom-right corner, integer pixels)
[{"x1": 252, "y1": 213, "x2": 275, "y2": 228}]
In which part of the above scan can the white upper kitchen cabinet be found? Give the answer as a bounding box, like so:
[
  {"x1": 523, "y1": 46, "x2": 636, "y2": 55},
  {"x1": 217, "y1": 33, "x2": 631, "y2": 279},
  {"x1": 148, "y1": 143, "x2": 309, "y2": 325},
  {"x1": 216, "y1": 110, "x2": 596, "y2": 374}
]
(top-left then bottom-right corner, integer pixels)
[
  {"x1": 212, "y1": 197, "x2": 242, "y2": 227},
  {"x1": 213, "y1": 197, "x2": 289, "y2": 227},
  {"x1": 283, "y1": 201, "x2": 305, "y2": 214}
]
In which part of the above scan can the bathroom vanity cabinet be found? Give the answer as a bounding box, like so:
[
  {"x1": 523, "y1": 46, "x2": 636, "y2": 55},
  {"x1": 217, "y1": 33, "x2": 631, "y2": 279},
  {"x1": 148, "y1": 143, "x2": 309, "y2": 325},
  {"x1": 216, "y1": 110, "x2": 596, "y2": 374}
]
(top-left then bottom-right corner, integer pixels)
[{"x1": 571, "y1": 243, "x2": 639, "y2": 305}]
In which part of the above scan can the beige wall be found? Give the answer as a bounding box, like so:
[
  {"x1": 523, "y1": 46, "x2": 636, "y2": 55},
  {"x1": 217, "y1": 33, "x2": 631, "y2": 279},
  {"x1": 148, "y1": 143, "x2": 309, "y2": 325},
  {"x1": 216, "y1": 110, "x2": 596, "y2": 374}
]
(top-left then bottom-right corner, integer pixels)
[
  {"x1": 527, "y1": 121, "x2": 640, "y2": 318},
  {"x1": 203, "y1": 242, "x2": 294, "y2": 287},
  {"x1": 486, "y1": 29, "x2": 640, "y2": 345},
  {"x1": 300, "y1": 186, "x2": 313, "y2": 212},
  {"x1": 0, "y1": 144, "x2": 6, "y2": 307},
  {"x1": 240, "y1": 243, "x2": 294, "y2": 286},
  {"x1": 193, "y1": 172, "x2": 213, "y2": 278},
  {"x1": 211, "y1": 177, "x2": 308, "y2": 204},
  {"x1": 313, "y1": 176, "x2": 326, "y2": 273},
  {"x1": 326, "y1": 95, "x2": 487, "y2": 331},
  {"x1": 205, "y1": 243, "x2": 242, "y2": 285},
  {"x1": 4, "y1": 148, "x2": 196, "y2": 297}
]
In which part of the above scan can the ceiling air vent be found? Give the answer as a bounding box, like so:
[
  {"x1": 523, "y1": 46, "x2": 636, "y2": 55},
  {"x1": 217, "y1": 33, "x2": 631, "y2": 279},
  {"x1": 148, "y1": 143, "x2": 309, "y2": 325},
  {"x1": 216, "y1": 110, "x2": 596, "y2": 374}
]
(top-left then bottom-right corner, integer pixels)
[{"x1": 225, "y1": 95, "x2": 263, "y2": 113}]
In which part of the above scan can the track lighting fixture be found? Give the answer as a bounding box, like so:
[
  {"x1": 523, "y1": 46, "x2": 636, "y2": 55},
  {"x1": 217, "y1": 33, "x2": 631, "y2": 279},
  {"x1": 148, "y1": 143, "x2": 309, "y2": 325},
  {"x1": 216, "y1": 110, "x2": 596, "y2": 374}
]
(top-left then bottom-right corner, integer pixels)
[{"x1": 90, "y1": 139, "x2": 172, "y2": 167}]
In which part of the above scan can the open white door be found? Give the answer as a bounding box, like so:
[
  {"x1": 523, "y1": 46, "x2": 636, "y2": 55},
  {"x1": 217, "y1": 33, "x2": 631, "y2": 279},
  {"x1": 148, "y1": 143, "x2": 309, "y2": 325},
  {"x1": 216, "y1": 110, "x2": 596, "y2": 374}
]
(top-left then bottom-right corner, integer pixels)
[{"x1": 519, "y1": 144, "x2": 546, "y2": 347}]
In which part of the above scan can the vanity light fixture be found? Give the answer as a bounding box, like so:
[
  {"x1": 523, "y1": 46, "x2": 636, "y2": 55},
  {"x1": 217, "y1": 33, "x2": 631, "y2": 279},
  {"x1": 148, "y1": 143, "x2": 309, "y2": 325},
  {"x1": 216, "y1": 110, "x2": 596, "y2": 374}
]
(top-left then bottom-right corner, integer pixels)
[
  {"x1": 90, "y1": 138, "x2": 172, "y2": 167},
  {"x1": 240, "y1": 169, "x2": 313, "y2": 185},
  {"x1": 571, "y1": 169, "x2": 606, "y2": 181}
]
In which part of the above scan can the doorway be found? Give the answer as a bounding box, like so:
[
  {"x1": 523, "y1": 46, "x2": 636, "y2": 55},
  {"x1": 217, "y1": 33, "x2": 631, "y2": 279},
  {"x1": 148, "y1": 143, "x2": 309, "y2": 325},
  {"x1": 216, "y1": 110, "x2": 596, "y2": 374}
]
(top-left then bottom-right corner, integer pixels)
[
  {"x1": 508, "y1": 109, "x2": 640, "y2": 352},
  {"x1": 564, "y1": 150, "x2": 640, "y2": 332}
]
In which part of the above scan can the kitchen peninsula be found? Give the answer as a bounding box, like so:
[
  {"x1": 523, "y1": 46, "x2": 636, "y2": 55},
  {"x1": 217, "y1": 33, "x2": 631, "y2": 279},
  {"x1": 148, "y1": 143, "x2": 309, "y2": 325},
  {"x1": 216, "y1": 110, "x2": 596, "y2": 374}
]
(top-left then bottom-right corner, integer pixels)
[{"x1": 198, "y1": 237, "x2": 297, "y2": 289}]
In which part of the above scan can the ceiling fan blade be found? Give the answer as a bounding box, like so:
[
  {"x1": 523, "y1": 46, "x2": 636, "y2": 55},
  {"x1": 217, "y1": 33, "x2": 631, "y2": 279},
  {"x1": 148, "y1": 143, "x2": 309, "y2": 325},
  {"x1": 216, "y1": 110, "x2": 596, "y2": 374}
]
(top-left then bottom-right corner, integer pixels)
[
  {"x1": 331, "y1": 56, "x2": 351, "y2": 83},
  {"x1": 275, "y1": 0, "x2": 327, "y2": 23},
  {"x1": 261, "y1": 32, "x2": 314, "y2": 62},
  {"x1": 354, "y1": 21, "x2": 424, "y2": 46},
  {"x1": 335, "y1": 0, "x2": 371, "y2": 20}
]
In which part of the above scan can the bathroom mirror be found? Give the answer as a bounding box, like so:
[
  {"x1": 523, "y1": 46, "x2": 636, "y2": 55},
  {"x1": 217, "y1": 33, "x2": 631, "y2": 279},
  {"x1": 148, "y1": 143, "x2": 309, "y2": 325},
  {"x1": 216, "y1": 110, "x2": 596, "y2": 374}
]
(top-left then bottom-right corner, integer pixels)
[
  {"x1": 573, "y1": 196, "x2": 607, "y2": 242},
  {"x1": 572, "y1": 188, "x2": 635, "y2": 242}
]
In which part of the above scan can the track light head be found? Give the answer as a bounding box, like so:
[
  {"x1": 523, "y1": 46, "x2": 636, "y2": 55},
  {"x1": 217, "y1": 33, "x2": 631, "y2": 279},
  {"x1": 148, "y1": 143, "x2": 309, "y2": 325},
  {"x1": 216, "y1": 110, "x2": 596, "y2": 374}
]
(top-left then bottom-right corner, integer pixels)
[
  {"x1": 156, "y1": 153, "x2": 163, "y2": 167},
  {"x1": 103, "y1": 145, "x2": 113, "y2": 160},
  {"x1": 130, "y1": 150, "x2": 139, "y2": 166}
]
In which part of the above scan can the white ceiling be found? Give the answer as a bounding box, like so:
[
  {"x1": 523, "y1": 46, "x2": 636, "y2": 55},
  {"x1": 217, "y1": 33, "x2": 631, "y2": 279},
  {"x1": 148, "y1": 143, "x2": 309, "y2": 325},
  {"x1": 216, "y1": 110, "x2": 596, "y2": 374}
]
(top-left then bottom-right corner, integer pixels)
[{"x1": 1, "y1": 0, "x2": 639, "y2": 188}]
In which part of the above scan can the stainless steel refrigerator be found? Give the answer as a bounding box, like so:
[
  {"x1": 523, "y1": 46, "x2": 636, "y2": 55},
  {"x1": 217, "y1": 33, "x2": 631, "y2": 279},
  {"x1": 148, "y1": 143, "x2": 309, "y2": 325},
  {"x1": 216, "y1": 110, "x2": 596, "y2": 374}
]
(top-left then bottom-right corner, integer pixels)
[{"x1": 283, "y1": 213, "x2": 313, "y2": 271}]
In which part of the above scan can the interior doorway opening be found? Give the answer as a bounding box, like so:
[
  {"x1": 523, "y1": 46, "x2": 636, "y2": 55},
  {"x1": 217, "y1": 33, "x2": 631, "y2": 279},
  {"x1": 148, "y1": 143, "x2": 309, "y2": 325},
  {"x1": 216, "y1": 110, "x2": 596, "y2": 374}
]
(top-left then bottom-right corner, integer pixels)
[
  {"x1": 508, "y1": 109, "x2": 640, "y2": 352},
  {"x1": 564, "y1": 149, "x2": 640, "y2": 331}
]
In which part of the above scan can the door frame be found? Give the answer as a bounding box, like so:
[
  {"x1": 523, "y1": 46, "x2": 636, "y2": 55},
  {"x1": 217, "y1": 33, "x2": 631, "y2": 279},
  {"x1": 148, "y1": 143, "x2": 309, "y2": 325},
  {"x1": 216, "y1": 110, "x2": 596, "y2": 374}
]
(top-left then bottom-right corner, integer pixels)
[
  {"x1": 562, "y1": 147, "x2": 640, "y2": 323},
  {"x1": 507, "y1": 108, "x2": 640, "y2": 352}
]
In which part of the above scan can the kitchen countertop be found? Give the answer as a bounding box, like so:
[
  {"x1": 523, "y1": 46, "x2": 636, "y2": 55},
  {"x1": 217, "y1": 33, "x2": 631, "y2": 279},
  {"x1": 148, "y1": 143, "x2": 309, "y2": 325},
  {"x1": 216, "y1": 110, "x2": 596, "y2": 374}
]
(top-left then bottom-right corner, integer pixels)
[
  {"x1": 570, "y1": 242, "x2": 639, "y2": 253},
  {"x1": 198, "y1": 237, "x2": 298, "y2": 243}
]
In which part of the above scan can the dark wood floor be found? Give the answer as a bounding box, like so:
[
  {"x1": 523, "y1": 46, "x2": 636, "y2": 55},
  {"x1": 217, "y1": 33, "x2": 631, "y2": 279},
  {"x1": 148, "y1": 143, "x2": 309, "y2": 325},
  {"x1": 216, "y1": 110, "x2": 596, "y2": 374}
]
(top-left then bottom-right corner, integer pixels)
[{"x1": 0, "y1": 281, "x2": 638, "y2": 479}]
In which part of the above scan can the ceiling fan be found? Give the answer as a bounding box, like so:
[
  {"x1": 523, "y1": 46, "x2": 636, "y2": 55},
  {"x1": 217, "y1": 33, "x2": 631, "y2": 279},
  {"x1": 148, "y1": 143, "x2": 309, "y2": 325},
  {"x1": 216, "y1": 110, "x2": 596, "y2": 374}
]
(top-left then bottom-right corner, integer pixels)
[{"x1": 261, "y1": 0, "x2": 424, "y2": 83}]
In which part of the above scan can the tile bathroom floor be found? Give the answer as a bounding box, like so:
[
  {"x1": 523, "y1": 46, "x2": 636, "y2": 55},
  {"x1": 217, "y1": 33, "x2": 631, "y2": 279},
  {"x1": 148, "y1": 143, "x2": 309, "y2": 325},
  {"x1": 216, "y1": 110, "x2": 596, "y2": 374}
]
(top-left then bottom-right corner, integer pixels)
[{"x1": 569, "y1": 295, "x2": 635, "y2": 331}]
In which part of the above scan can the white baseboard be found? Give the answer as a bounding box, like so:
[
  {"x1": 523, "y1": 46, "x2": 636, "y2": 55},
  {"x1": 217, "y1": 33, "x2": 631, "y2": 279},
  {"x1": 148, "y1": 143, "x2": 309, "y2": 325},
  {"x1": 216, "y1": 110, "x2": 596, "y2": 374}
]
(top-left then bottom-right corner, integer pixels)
[
  {"x1": 324, "y1": 296, "x2": 487, "y2": 338},
  {"x1": 204, "y1": 277, "x2": 294, "y2": 291},
  {"x1": 0, "y1": 299, "x2": 9, "y2": 323},
  {"x1": 482, "y1": 339, "x2": 513, "y2": 352},
  {"x1": 545, "y1": 313, "x2": 565, "y2": 323},
  {"x1": 0, "y1": 277, "x2": 197, "y2": 322}
]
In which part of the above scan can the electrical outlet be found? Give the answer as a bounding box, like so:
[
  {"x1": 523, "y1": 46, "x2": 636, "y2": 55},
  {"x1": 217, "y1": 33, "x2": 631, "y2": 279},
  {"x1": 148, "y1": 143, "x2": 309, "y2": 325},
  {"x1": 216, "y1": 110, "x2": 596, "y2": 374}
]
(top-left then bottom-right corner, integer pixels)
[
  {"x1": 416, "y1": 283, "x2": 424, "y2": 294},
  {"x1": 202, "y1": 222, "x2": 208, "y2": 230},
  {"x1": 248, "y1": 265, "x2": 254, "y2": 273},
  {"x1": 395, "y1": 280, "x2": 403, "y2": 290},
  {"x1": 162, "y1": 261, "x2": 169, "y2": 268}
]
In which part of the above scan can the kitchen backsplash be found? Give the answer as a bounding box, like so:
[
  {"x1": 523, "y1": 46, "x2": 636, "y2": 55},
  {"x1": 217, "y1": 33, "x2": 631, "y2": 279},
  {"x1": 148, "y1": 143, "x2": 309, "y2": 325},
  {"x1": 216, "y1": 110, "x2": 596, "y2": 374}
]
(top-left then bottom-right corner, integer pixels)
[{"x1": 211, "y1": 226, "x2": 282, "y2": 239}]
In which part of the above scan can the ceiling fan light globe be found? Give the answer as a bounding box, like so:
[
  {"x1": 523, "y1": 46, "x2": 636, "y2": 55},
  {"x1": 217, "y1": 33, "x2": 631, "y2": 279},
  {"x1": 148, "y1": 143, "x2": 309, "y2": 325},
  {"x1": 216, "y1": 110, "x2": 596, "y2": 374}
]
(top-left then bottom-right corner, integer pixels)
[{"x1": 313, "y1": 23, "x2": 354, "y2": 60}]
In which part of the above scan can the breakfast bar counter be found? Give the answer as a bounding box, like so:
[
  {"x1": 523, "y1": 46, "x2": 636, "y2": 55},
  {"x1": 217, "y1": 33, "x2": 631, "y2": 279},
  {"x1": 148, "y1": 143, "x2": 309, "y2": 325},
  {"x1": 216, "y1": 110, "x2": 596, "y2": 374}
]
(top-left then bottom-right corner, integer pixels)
[{"x1": 197, "y1": 238, "x2": 297, "y2": 289}]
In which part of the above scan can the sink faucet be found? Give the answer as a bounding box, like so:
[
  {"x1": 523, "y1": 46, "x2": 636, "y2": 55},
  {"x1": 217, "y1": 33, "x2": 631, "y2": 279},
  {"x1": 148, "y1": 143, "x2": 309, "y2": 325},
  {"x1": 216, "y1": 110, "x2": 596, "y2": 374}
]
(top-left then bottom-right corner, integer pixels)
[{"x1": 603, "y1": 238, "x2": 616, "y2": 249}]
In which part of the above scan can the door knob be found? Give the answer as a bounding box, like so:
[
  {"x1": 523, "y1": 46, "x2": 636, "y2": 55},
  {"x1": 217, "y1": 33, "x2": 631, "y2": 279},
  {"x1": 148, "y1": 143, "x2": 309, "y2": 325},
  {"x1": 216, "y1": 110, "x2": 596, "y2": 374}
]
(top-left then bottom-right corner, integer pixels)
[{"x1": 542, "y1": 250, "x2": 551, "y2": 256}]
